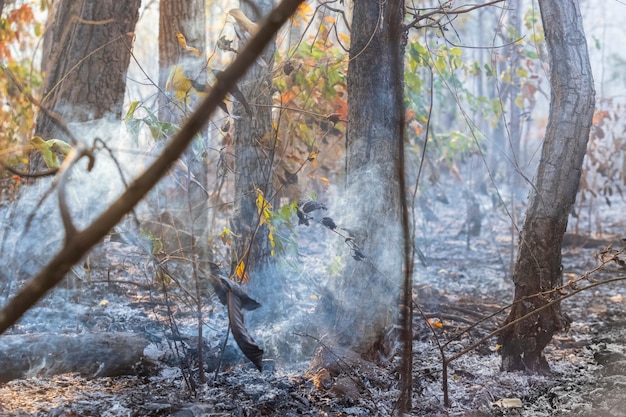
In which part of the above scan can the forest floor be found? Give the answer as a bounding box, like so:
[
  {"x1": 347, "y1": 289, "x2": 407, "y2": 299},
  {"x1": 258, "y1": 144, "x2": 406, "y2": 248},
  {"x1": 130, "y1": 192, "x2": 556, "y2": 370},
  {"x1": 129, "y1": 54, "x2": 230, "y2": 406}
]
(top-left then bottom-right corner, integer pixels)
[{"x1": 0, "y1": 184, "x2": 626, "y2": 416}]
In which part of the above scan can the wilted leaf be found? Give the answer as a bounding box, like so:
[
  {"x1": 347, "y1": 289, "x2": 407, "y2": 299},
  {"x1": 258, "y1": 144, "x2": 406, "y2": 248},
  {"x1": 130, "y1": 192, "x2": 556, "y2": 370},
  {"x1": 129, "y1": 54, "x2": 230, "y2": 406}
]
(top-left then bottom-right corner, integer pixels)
[
  {"x1": 296, "y1": 207, "x2": 309, "y2": 226},
  {"x1": 176, "y1": 32, "x2": 202, "y2": 56},
  {"x1": 283, "y1": 61, "x2": 295, "y2": 75},
  {"x1": 321, "y1": 217, "x2": 336, "y2": 230},
  {"x1": 235, "y1": 260, "x2": 249, "y2": 282},
  {"x1": 301, "y1": 200, "x2": 327, "y2": 213},
  {"x1": 352, "y1": 248, "x2": 365, "y2": 261},
  {"x1": 227, "y1": 290, "x2": 264, "y2": 371},
  {"x1": 427, "y1": 317, "x2": 443, "y2": 328},
  {"x1": 207, "y1": 274, "x2": 261, "y2": 311},
  {"x1": 221, "y1": 227, "x2": 233, "y2": 245}
]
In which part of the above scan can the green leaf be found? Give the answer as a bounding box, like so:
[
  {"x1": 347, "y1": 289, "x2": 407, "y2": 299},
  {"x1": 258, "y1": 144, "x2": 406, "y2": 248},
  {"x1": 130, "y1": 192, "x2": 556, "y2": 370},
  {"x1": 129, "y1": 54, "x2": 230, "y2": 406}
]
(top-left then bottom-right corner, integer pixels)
[
  {"x1": 124, "y1": 100, "x2": 141, "y2": 121},
  {"x1": 484, "y1": 63, "x2": 494, "y2": 77},
  {"x1": 525, "y1": 50, "x2": 539, "y2": 59},
  {"x1": 29, "y1": 136, "x2": 64, "y2": 168}
]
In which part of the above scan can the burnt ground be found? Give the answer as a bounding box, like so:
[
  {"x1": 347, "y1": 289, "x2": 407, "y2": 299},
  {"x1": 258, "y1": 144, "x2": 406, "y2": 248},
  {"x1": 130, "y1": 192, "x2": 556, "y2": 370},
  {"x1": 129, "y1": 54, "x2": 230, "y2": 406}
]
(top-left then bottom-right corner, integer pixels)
[{"x1": 1, "y1": 185, "x2": 626, "y2": 416}]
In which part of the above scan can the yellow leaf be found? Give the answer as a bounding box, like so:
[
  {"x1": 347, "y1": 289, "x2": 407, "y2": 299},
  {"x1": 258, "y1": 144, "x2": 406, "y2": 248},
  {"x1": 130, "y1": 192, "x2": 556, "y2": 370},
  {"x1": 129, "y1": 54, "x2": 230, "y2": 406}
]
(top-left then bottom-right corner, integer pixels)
[
  {"x1": 166, "y1": 65, "x2": 201, "y2": 105},
  {"x1": 290, "y1": 2, "x2": 312, "y2": 26},
  {"x1": 320, "y1": 177, "x2": 330, "y2": 187},
  {"x1": 339, "y1": 32, "x2": 350, "y2": 44},
  {"x1": 176, "y1": 32, "x2": 201, "y2": 56},
  {"x1": 221, "y1": 227, "x2": 232, "y2": 246},
  {"x1": 29, "y1": 136, "x2": 59, "y2": 168},
  {"x1": 235, "y1": 260, "x2": 249, "y2": 282},
  {"x1": 255, "y1": 187, "x2": 272, "y2": 223},
  {"x1": 324, "y1": 16, "x2": 336, "y2": 24}
]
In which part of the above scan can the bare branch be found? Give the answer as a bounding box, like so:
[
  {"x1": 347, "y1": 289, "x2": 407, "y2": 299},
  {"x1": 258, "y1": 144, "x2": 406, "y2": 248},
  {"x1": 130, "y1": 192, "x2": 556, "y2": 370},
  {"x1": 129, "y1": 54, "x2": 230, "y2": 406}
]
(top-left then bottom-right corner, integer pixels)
[{"x1": 405, "y1": 0, "x2": 505, "y2": 31}]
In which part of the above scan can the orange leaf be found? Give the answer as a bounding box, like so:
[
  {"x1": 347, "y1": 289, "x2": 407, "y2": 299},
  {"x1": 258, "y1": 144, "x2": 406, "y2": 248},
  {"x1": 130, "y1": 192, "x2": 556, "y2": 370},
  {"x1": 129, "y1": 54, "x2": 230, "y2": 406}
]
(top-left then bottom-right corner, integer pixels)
[
  {"x1": 319, "y1": 177, "x2": 330, "y2": 187},
  {"x1": 280, "y1": 90, "x2": 296, "y2": 104},
  {"x1": 235, "y1": 260, "x2": 249, "y2": 282},
  {"x1": 427, "y1": 318, "x2": 443, "y2": 329},
  {"x1": 176, "y1": 32, "x2": 201, "y2": 56}
]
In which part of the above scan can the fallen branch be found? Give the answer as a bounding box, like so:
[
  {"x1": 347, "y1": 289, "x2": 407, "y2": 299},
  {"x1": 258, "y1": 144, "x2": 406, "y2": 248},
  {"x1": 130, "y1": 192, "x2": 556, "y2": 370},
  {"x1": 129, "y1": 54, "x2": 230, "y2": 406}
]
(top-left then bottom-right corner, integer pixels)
[{"x1": 0, "y1": 332, "x2": 151, "y2": 383}]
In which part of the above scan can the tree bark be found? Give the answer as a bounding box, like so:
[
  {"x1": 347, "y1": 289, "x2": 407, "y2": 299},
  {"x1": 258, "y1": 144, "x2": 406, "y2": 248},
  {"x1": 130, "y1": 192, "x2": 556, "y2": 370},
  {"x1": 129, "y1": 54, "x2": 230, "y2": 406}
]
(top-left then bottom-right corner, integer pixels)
[
  {"x1": 499, "y1": 0, "x2": 595, "y2": 373},
  {"x1": 231, "y1": 0, "x2": 276, "y2": 280},
  {"x1": 35, "y1": 0, "x2": 141, "y2": 141},
  {"x1": 325, "y1": 0, "x2": 405, "y2": 359},
  {"x1": 158, "y1": 0, "x2": 206, "y2": 123},
  {"x1": 0, "y1": 333, "x2": 150, "y2": 383}
]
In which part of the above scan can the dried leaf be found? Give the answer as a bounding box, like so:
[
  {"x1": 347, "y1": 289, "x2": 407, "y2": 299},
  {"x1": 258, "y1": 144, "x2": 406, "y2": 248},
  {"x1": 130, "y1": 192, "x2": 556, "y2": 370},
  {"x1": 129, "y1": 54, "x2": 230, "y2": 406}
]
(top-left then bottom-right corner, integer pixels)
[
  {"x1": 493, "y1": 398, "x2": 523, "y2": 409},
  {"x1": 427, "y1": 317, "x2": 443, "y2": 328},
  {"x1": 204, "y1": 269, "x2": 261, "y2": 311},
  {"x1": 221, "y1": 227, "x2": 233, "y2": 245},
  {"x1": 283, "y1": 61, "x2": 295, "y2": 75},
  {"x1": 321, "y1": 217, "x2": 336, "y2": 230},
  {"x1": 235, "y1": 260, "x2": 249, "y2": 282},
  {"x1": 352, "y1": 248, "x2": 365, "y2": 261},
  {"x1": 176, "y1": 32, "x2": 202, "y2": 56},
  {"x1": 301, "y1": 200, "x2": 327, "y2": 213},
  {"x1": 296, "y1": 207, "x2": 309, "y2": 226},
  {"x1": 227, "y1": 290, "x2": 264, "y2": 371}
]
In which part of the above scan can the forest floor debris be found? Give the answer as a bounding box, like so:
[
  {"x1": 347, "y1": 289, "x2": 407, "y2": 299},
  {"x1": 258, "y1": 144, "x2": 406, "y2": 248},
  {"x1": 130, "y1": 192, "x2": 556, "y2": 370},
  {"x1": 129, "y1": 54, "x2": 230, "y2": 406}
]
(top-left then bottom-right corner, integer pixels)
[{"x1": 1, "y1": 190, "x2": 626, "y2": 416}]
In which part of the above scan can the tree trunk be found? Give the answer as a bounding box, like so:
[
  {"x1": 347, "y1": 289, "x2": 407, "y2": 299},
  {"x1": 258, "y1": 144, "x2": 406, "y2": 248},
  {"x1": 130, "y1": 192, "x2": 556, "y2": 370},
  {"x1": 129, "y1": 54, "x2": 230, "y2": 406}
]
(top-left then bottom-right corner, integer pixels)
[
  {"x1": 155, "y1": 1, "x2": 208, "y2": 258},
  {"x1": 158, "y1": 0, "x2": 206, "y2": 123},
  {"x1": 326, "y1": 0, "x2": 405, "y2": 359},
  {"x1": 230, "y1": 0, "x2": 276, "y2": 280},
  {"x1": 35, "y1": 0, "x2": 141, "y2": 141},
  {"x1": 499, "y1": 0, "x2": 595, "y2": 373}
]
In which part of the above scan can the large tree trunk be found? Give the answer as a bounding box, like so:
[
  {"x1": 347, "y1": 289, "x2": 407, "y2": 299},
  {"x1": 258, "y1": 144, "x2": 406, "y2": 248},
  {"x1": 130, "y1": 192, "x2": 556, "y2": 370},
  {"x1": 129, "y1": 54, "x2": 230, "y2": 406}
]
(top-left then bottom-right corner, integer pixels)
[
  {"x1": 35, "y1": 0, "x2": 141, "y2": 142},
  {"x1": 499, "y1": 0, "x2": 595, "y2": 373},
  {"x1": 326, "y1": 0, "x2": 405, "y2": 359},
  {"x1": 230, "y1": 0, "x2": 276, "y2": 280}
]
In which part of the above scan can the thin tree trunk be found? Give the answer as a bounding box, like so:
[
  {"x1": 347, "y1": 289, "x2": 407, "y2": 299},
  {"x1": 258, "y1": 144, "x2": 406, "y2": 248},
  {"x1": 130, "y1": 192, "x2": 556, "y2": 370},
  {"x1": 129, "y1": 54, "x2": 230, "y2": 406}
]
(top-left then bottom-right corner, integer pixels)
[
  {"x1": 326, "y1": 0, "x2": 405, "y2": 359},
  {"x1": 499, "y1": 0, "x2": 595, "y2": 373},
  {"x1": 231, "y1": 0, "x2": 276, "y2": 279}
]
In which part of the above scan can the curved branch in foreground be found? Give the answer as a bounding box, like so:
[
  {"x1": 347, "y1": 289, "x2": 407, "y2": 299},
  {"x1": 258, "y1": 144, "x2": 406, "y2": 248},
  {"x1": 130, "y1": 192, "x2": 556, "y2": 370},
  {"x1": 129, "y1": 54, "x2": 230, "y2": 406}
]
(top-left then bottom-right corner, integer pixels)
[{"x1": 0, "y1": 0, "x2": 304, "y2": 335}]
